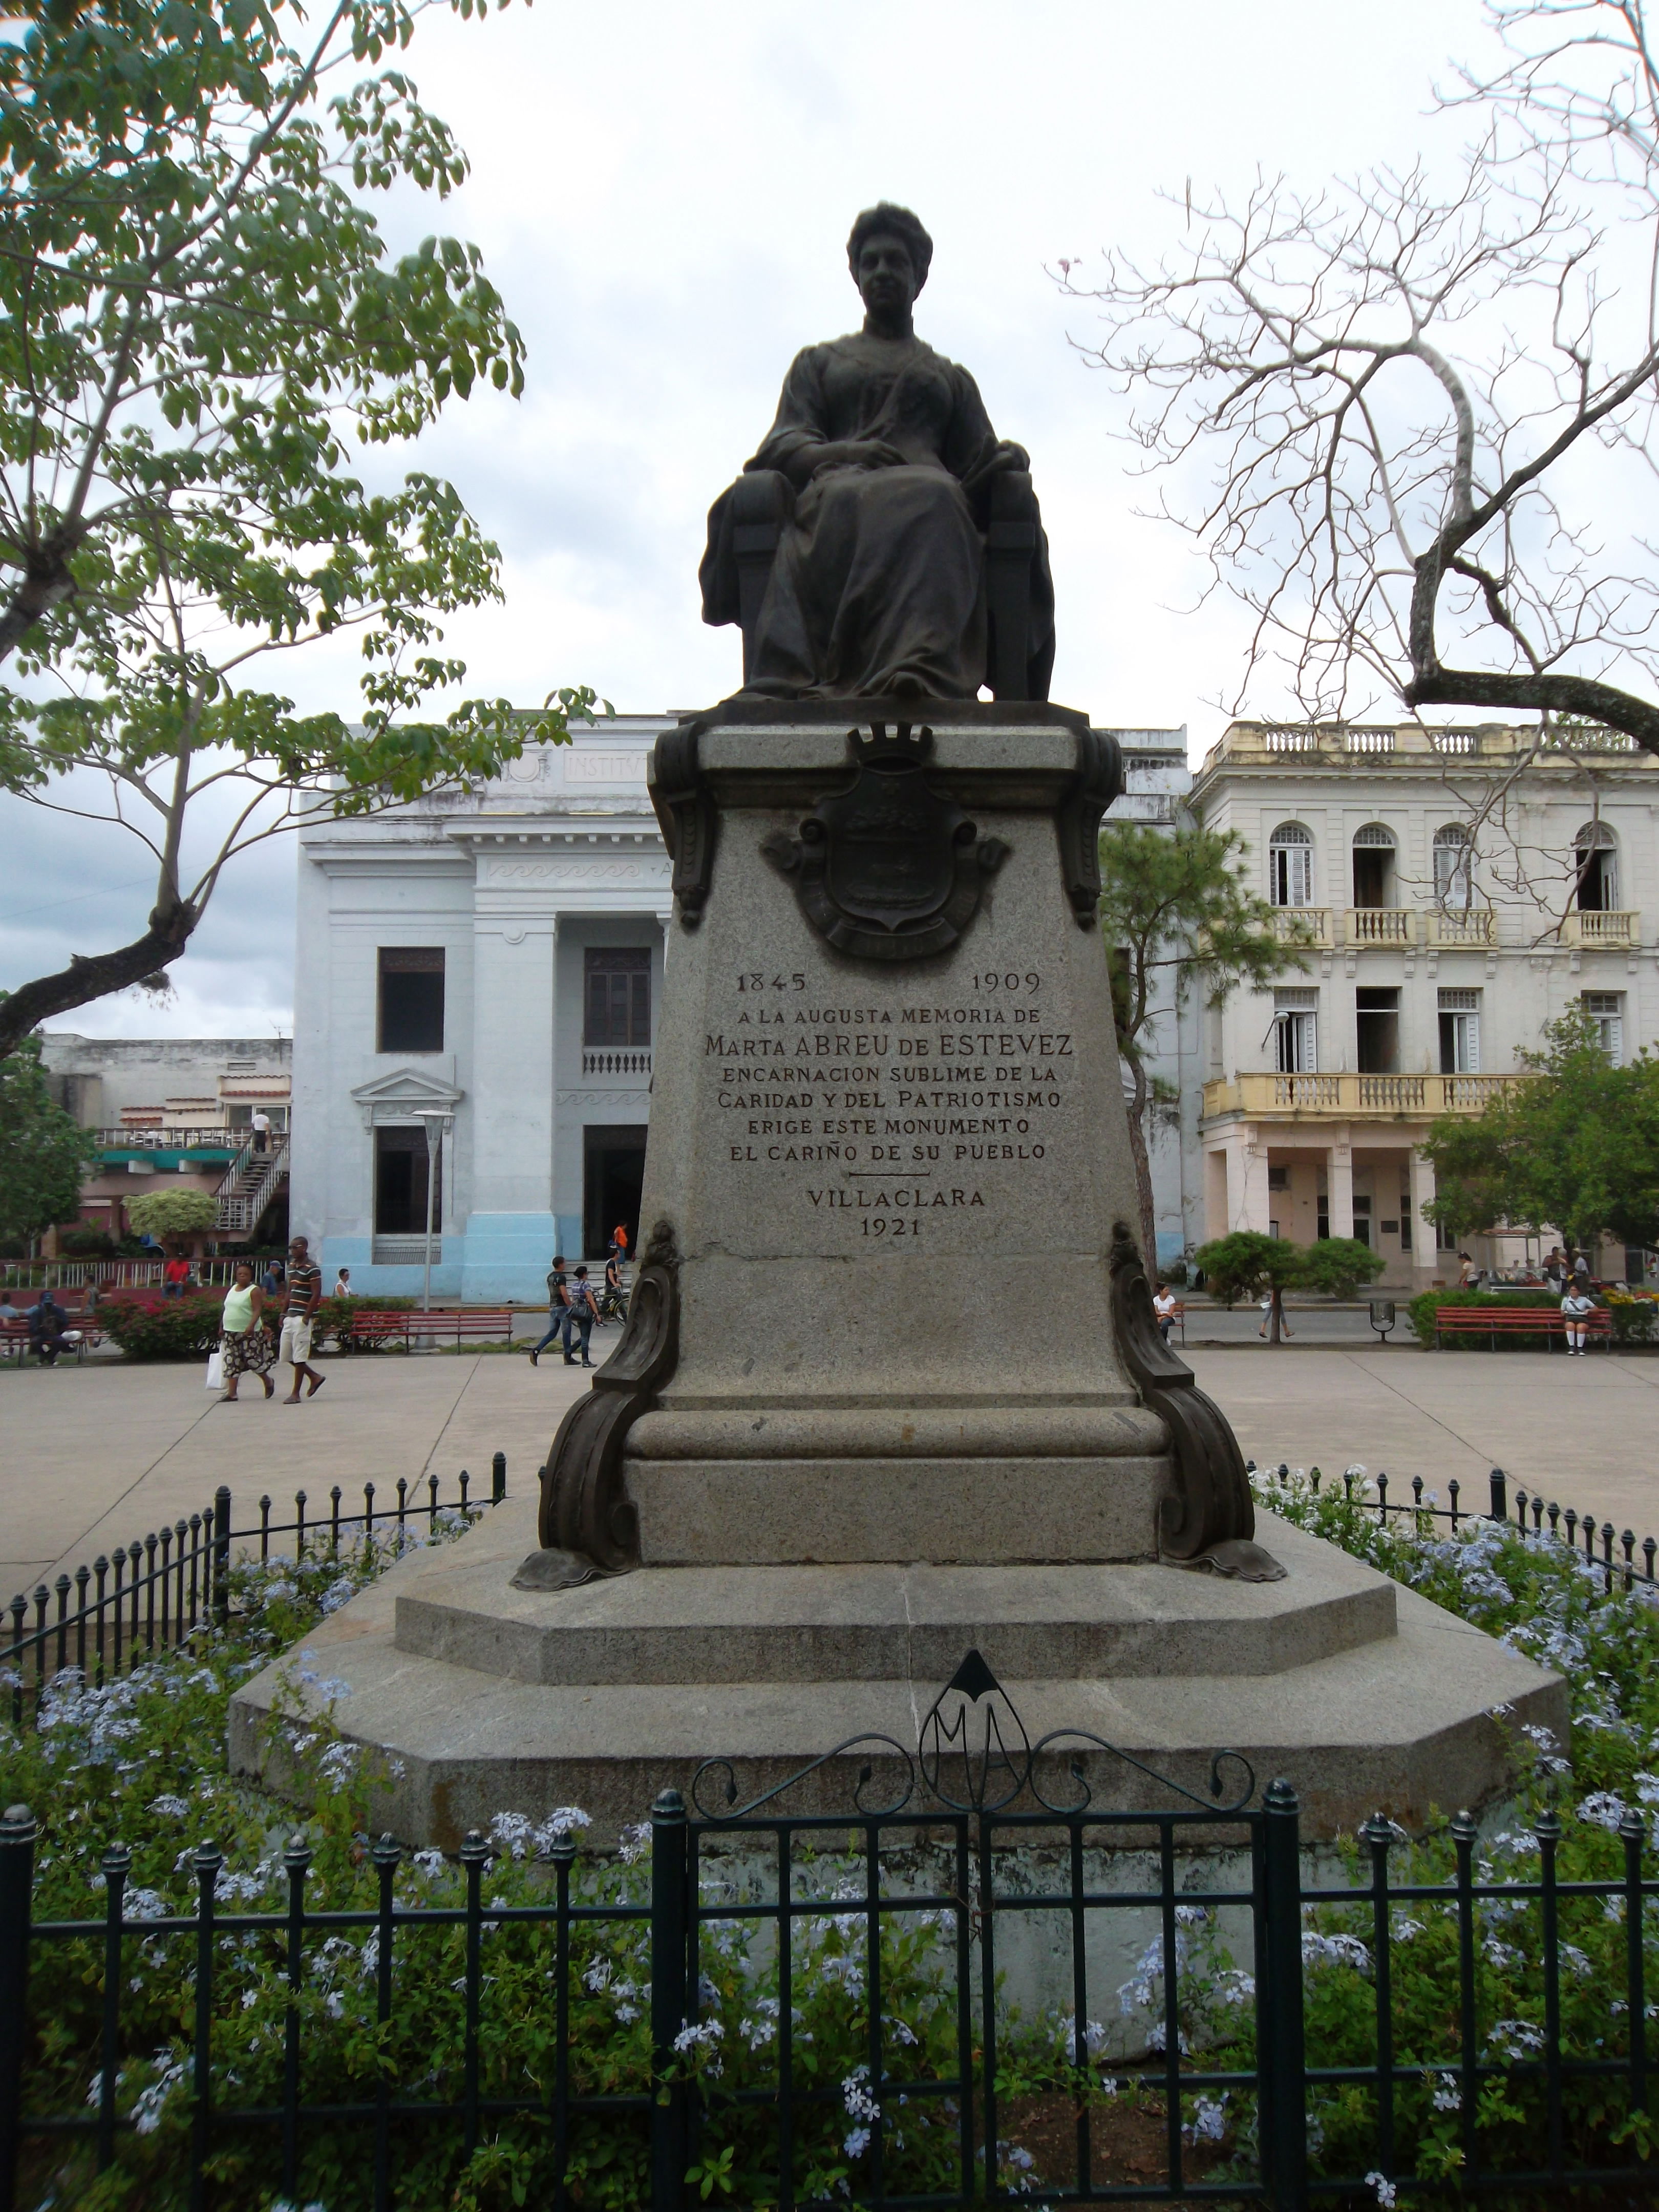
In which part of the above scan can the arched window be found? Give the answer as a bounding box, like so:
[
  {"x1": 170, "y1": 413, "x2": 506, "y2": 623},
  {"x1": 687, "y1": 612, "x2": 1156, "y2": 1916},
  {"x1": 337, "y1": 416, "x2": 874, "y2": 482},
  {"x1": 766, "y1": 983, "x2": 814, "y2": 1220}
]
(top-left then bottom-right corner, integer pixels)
[
  {"x1": 1432, "y1": 823, "x2": 1473, "y2": 908},
  {"x1": 1268, "y1": 821, "x2": 1313, "y2": 907},
  {"x1": 1351, "y1": 822, "x2": 1397, "y2": 908},
  {"x1": 1573, "y1": 821, "x2": 1618, "y2": 912}
]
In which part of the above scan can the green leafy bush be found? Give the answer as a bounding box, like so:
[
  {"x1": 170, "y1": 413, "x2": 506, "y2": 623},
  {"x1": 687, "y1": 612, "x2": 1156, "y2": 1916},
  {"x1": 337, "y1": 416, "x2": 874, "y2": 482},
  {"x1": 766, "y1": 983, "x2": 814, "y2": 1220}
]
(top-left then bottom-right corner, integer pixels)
[
  {"x1": 1297, "y1": 1235, "x2": 1386, "y2": 1299},
  {"x1": 56, "y1": 1227, "x2": 116, "y2": 1259},
  {"x1": 96, "y1": 1290, "x2": 226, "y2": 1360}
]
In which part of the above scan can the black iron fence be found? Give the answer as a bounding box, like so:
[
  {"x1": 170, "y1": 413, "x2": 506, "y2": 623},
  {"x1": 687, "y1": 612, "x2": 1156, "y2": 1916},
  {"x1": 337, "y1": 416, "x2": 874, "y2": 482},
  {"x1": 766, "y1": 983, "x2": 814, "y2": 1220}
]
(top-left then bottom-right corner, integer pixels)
[
  {"x1": 1251, "y1": 1458, "x2": 1659, "y2": 1598},
  {"x1": 2, "y1": 1458, "x2": 508, "y2": 1730},
  {"x1": 1, "y1": 1653, "x2": 1654, "y2": 2209}
]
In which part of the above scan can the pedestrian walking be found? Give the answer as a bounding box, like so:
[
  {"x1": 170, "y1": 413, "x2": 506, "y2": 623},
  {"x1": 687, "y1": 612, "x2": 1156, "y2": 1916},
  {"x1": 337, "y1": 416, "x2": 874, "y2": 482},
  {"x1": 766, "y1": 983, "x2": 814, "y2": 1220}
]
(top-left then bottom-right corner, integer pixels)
[
  {"x1": 279, "y1": 1236, "x2": 326, "y2": 1402},
  {"x1": 1458, "y1": 1252, "x2": 1476, "y2": 1289},
  {"x1": 610, "y1": 1222, "x2": 629, "y2": 1266},
  {"x1": 261, "y1": 1257, "x2": 285, "y2": 1298},
  {"x1": 563, "y1": 1266, "x2": 599, "y2": 1367},
  {"x1": 528, "y1": 1254, "x2": 571, "y2": 1367},
  {"x1": 1257, "y1": 1289, "x2": 1292, "y2": 1340},
  {"x1": 251, "y1": 1108, "x2": 271, "y2": 1156},
  {"x1": 331, "y1": 1265, "x2": 352, "y2": 1296},
  {"x1": 1152, "y1": 1282, "x2": 1177, "y2": 1344},
  {"x1": 219, "y1": 1260, "x2": 275, "y2": 1401},
  {"x1": 1561, "y1": 1281, "x2": 1597, "y2": 1356}
]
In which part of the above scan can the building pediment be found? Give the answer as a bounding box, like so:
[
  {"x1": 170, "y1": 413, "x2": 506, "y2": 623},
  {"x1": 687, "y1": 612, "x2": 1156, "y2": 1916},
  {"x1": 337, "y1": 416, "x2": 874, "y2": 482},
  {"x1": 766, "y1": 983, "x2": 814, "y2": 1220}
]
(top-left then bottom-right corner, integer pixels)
[{"x1": 349, "y1": 1068, "x2": 465, "y2": 1130}]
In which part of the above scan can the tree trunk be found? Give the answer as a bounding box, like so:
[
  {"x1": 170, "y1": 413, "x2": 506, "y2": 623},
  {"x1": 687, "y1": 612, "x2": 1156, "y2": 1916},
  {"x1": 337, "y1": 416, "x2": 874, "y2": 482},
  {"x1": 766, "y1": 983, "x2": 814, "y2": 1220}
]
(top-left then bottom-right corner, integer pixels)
[
  {"x1": 0, "y1": 900, "x2": 195, "y2": 1058},
  {"x1": 1269, "y1": 1284, "x2": 1283, "y2": 1345},
  {"x1": 1123, "y1": 1055, "x2": 1158, "y2": 1276}
]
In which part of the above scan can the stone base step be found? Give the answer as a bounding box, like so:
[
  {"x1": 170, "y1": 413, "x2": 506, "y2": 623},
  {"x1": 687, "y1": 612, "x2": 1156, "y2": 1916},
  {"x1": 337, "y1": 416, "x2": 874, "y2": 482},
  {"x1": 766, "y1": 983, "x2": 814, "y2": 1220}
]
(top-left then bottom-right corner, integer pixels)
[{"x1": 392, "y1": 1495, "x2": 1393, "y2": 1683}]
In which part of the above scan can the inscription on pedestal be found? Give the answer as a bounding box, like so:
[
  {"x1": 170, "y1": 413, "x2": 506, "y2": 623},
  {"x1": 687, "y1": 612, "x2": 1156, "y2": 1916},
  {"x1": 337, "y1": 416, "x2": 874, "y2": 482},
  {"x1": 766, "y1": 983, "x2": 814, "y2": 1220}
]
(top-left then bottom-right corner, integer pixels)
[{"x1": 706, "y1": 964, "x2": 1075, "y2": 1243}]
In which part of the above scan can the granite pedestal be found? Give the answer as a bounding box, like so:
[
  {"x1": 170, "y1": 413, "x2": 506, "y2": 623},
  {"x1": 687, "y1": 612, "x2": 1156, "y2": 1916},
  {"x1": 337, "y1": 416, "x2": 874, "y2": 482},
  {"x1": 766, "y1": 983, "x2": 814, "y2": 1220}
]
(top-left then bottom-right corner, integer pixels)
[{"x1": 230, "y1": 704, "x2": 1563, "y2": 1840}]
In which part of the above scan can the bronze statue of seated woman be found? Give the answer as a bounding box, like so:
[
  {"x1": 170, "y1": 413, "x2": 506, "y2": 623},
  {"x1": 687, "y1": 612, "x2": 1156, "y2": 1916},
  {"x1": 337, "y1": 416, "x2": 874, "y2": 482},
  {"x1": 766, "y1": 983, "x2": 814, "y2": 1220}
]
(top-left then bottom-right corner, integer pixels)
[{"x1": 699, "y1": 203, "x2": 1055, "y2": 703}]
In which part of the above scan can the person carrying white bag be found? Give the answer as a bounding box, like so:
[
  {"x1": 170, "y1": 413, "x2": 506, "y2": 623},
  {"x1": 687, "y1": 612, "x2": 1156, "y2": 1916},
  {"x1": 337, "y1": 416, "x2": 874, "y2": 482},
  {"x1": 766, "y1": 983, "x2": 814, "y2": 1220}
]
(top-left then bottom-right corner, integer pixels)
[{"x1": 215, "y1": 1261, "x2": 275, "y2": 1401}]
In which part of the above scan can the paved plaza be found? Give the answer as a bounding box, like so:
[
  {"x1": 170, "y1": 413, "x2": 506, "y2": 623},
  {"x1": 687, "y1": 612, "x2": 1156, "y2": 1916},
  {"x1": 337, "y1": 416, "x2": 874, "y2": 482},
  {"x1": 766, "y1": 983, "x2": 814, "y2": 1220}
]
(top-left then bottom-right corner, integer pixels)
[{"x1": 3, "y1": 1337, "x2": 1656, "y2": 1600}]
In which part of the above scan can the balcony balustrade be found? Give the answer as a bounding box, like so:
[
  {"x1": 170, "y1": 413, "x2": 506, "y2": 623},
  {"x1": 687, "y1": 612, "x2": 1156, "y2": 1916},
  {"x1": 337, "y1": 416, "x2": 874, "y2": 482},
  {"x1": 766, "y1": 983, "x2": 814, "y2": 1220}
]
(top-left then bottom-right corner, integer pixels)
[
  {"x1": 92, "y1": 1126, "x2": 240, "y2": 1152},
  {"x1": 1424, "y1": 908, "x2": 1496, "y2": 947},
  {"x1": 1558, "y1": 910, "x2": 1639, "y2": 947},
  {"x1": 581, "y1": 1048, "x2": 652, "y2": 1079},
  {"x1": 1269, "y1": 907, "x2": 1332, "y2": 949},
  {"x1": 1345, "y1": 907, "x2": 1416, "y2": 946},
  {"x1": 1202, "y1": 1071, "x2": 1519, "y2": 1121}
]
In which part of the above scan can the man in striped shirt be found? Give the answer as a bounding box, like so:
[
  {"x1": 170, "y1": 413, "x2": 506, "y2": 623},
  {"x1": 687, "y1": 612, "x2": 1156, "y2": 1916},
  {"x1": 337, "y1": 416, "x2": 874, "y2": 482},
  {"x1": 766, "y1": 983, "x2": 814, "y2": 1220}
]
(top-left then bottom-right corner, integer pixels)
[{"x1": 280, "y1": 1236, "x2": 326, "y2": 1403}]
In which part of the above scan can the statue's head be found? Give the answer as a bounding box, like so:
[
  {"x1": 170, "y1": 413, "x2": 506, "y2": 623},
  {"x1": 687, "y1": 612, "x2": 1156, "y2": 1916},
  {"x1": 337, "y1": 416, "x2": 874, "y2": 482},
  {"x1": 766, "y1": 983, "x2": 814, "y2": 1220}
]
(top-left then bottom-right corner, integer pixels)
[{"x1": 847, "y1": 202, "x2": 932, "y2": 313}]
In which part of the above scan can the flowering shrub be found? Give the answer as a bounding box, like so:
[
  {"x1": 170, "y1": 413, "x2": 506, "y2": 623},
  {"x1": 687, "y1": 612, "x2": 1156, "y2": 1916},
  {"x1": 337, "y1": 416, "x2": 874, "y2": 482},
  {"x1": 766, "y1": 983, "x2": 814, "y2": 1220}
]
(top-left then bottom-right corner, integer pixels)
[
  {"x1": 1605, "y1": 1289, "x2": 1659, "y2": 1344},
  {"x1": 1221, "y1": 1466, "x2": 1659, "y2": 2187},
  {"x1": 95, "y1": 1289, "x2": 228, "y2": 1360}
]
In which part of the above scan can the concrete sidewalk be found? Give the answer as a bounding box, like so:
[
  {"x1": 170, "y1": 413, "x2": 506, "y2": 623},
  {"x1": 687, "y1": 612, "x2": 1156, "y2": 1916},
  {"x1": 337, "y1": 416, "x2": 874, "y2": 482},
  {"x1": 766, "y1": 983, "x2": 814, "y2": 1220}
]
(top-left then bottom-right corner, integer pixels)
[
  {"x1": 1189, "y1": 1344, "x2": 1659, "y2": 1543},
  {"x1": 0, "y1": 1348, "x2": 589, "y2": 1596},
  {"x1": 4, "y1": 1337, "x2": 1656, "y2": 1602}
]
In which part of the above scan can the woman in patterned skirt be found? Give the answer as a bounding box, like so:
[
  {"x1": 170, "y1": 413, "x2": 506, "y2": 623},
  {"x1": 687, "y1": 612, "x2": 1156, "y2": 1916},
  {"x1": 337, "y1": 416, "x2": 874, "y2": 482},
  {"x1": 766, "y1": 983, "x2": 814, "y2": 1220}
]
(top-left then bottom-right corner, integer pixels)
[{"x1": 220, "y1": 1260, "x2": 275, "y2": 1400}]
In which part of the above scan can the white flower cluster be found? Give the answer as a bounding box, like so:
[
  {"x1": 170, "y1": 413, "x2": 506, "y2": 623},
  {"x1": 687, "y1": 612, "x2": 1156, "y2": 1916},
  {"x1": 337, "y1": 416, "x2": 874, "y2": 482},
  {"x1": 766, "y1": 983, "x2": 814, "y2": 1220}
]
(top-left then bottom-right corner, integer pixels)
[
  {"x1": 671, "y1": 2018, "x2": 723, "y2": 2074},
  {"x1": 841, "y1": 2064, "x2": 881, "y2": 2160},
  {"x1": 1184, "y1": 2092, "x2": 1228, "y2": 2144},
  {"x1": 1302, "y1": 1930, "x2": 1372, "y2": 1974},
  {"x1": 484, "y1": 1806, "x2": 592, "y2": 1861}
]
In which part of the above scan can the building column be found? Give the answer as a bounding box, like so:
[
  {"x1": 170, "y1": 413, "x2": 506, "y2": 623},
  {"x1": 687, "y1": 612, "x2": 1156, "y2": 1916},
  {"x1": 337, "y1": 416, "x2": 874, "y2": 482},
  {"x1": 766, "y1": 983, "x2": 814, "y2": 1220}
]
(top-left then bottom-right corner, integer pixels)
[
  {"x1": 1326, "y1": 1132, "x2": 1354, "y2": 1241},
  {"x1": 1203, "y1": 1147, "x2": 1229, "y2": 1241},
  {"x1": 1231, "y1": 1134, "x2": 1271, "y2": 1233},
  {"x1": 465, "y1": 913, "x2": 557, "y2": 1300},
  {"x1": 1408, "y1": 1145, "x2": 1439, "y2": 1282}
]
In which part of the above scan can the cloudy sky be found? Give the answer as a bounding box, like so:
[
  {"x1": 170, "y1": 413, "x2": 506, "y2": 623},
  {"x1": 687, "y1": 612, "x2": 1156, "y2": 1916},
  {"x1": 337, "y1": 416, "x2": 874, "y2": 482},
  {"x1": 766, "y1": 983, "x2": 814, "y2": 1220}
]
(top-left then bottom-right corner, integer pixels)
[{"x1": 8, "y1": 0, "x2": 1493, "y2": 1039}]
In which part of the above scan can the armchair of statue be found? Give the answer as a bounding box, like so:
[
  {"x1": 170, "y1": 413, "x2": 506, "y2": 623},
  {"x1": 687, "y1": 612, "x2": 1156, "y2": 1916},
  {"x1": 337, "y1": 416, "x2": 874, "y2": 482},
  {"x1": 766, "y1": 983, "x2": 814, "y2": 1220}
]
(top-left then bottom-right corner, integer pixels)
[{"x1": 700, "y1": 465, "x2": 1055, "y2": 703}]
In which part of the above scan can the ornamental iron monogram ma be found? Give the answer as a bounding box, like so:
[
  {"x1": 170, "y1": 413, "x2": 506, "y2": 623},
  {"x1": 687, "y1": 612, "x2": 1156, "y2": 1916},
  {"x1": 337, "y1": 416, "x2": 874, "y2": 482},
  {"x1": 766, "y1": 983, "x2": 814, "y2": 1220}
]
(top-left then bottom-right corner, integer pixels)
[
  {"x1": 690, "y1": 1645, "x2": 1257, "y2": 1821},
  {"x1": 761, "y1": 722, "x2": 1007, "y2": 961}
]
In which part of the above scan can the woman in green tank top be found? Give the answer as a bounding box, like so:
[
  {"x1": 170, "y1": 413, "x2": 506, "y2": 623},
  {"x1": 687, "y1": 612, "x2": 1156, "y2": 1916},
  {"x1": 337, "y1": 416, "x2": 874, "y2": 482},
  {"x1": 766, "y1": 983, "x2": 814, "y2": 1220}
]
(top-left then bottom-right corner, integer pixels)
[{"x1": 220, "y1": 1261, "x2": 275, "y2": 1400}]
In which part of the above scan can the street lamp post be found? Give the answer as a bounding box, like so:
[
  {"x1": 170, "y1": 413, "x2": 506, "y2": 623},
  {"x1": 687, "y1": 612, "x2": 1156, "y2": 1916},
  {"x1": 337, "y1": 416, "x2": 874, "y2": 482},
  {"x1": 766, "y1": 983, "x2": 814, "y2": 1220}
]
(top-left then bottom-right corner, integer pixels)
[{"x1": 418, "y1": 1111, "x2": 453, "y2": 1315}]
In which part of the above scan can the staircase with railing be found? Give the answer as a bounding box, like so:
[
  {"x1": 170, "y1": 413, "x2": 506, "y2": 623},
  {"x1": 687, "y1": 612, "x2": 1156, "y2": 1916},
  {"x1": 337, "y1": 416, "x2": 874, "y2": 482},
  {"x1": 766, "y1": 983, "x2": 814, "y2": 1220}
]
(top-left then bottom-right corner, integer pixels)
[{"x1": 215, "y1": 1134, "x2": 290, "y2": 1234}]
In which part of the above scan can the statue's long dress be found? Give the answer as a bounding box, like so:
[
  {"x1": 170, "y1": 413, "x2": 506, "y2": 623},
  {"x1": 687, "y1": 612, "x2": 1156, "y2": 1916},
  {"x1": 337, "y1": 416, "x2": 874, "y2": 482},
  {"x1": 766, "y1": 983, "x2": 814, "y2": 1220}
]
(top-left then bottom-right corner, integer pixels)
[{"x1": 708, "y1": 332, "x2": 1042, "y2": 699}]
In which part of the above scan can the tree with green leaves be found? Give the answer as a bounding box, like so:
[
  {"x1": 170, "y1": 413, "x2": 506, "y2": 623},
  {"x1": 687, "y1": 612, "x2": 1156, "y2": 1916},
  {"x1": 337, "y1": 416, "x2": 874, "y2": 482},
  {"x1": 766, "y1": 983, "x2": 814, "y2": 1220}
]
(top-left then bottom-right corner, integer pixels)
[
  {"x1": 1193, "y1": 1229, "x2": 1384, "y2": 1344},
  {"x1": 0, "y1": 1036, "x2": 95, "y2": 1247},
  {"x1": 0, "y1": 0, "x2": 599, "y2": 1055},
  {"x1": 1098, "y1": 816, "x2": 1309, "y2": 1267},
  {"x1": 1192, "y1": 1231, "x2": 1304, "y2": 1344},
  {"x1": 1424, "y1": 1011, "x2": 1659, "y2": 1260},
  {"x1": 124, "y1": 1186, "x2": 221, "y2": 1243}
]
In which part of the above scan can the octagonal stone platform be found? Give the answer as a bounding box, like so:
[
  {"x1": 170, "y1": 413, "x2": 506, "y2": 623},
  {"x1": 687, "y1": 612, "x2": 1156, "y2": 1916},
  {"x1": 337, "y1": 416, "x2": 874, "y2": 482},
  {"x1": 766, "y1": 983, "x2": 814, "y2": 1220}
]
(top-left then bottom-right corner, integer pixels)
[{"x1": 229, "y1": 1490, "x2": 1565, "y2": 1845}]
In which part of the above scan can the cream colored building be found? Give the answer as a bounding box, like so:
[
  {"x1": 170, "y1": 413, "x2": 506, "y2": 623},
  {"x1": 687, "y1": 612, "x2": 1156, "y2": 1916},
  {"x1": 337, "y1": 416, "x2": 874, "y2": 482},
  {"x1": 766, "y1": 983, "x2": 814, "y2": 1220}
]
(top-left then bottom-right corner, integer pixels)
[{"x1": 1189, "y1": 721, "x2": 1657, "y2": 1287}]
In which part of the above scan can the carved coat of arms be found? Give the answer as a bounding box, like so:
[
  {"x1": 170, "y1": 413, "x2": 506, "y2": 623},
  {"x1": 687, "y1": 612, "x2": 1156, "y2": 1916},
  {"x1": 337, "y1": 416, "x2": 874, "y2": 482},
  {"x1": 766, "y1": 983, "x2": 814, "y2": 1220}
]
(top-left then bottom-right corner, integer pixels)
[{"x1": 761, "y1": 723, "x2": 1007, "y2": 960}]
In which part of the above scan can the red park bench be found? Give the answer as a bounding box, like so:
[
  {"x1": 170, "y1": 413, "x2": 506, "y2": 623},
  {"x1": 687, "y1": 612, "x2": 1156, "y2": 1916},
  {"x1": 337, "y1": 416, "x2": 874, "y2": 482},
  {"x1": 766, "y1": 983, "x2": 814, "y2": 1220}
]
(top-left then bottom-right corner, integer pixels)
[
  {"x1": 342, "y1": 1307, "x2": 515, "y2": 1352},
  {"x1": 0, "y1": 1294, "x2": 104, "y2": 1362},
  {"x1": 1433, "y1": 1304, "x2": 1612, "y2": 1351}
]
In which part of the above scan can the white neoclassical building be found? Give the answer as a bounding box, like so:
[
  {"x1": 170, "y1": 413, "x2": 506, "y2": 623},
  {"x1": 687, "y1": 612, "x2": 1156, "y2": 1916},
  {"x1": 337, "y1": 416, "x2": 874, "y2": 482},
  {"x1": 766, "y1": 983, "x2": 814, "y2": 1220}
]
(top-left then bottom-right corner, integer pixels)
[
  {"x1": 1190, "y1": 720, "x2": 1659, "y2": 1287},
  {"x1": 289, "y1": 716, "x2": 1198, "y2": 1301},
  {"x1": 292, "y1": 719, "x2": 673, "y2": 1301}
]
